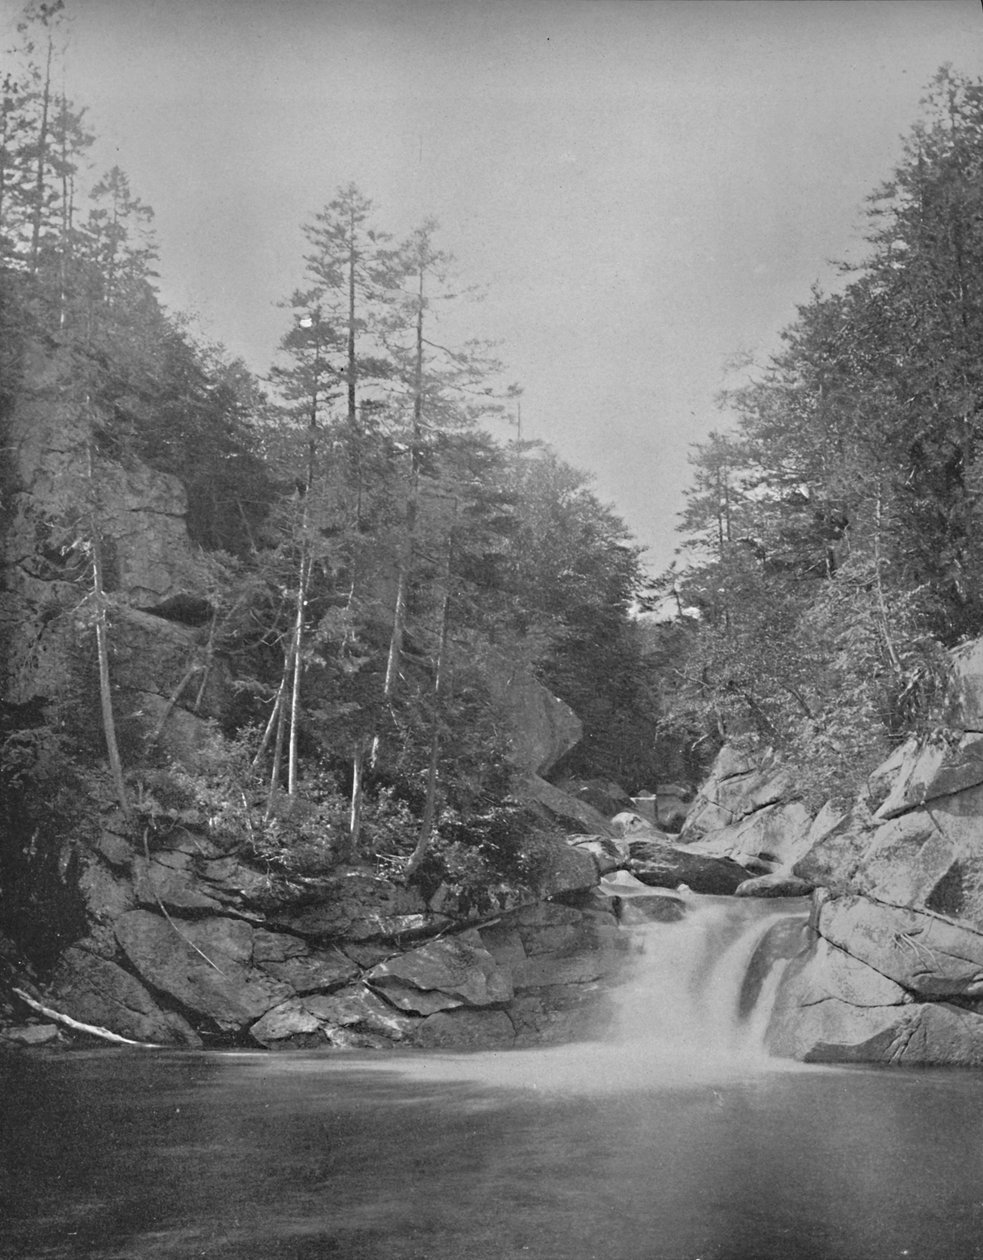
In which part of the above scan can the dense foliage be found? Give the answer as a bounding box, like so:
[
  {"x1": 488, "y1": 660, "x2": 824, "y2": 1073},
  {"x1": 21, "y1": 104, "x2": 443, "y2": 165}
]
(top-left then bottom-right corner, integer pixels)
[
  {"x1": 665, "y1": 67, "x2": 983, "y2": 803},
  {"x1": 0, "y1": 2, "x2": 659, "y2": 902}
]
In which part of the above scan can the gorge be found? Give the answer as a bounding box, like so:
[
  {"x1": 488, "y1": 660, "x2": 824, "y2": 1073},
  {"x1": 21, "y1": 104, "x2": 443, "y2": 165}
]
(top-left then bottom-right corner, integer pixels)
[
  {"x1": 6, "y1": 16, "x2": 983, "y2": 1254},
  {"x1": 8, "y1": 327, "x2": 983, "y2": 1062}
]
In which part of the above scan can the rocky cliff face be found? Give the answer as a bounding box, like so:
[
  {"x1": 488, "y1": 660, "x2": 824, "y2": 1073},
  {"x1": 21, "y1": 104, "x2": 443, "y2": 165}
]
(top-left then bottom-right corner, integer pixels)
[
  {"x1": 0, "y1": 343, "x2": 228, "y2": 973},
  {"x1": 1, "y1": 342, "x2": 220, "y2": 764}
]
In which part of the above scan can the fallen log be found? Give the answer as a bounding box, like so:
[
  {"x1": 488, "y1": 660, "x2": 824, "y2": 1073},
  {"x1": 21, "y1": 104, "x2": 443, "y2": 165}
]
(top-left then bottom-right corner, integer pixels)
[{"x1": 12, "y1": 988, "x2": 161, "y2": 1048}]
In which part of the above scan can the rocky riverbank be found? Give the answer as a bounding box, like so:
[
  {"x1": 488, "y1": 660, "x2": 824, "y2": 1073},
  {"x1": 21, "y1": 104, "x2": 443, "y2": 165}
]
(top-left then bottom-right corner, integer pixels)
[{"x1": 671, "y1": 637, "x2": 983, "y2": 1066}]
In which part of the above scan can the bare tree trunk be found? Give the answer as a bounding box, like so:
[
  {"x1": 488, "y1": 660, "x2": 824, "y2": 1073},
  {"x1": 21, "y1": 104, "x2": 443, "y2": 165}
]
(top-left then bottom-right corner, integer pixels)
[
  {"x1": 57, "y1": 94, "x2": 73, "y2": 326},
  {"x1": 252, "y1": 663, "x2": 289, "y2": 770},
  {"x1": 283, "y1": 334, "x2": 321, "y2": 800},
  {"x1": 405, "y1": 512, "x2": 454, "y2": 878},
  {"x1": 873, "y1": 488, "x2": 902, "y2": 677},
  {"x1": 29, "y1": 33, "x2": 53, "y2": 273},
  {"x1": 349, "y1": 740, "x2": 365, "y2": 855},
  {"x1": 265, "y1": 686, "x2": 287, "y2": 820},
  {"x1": 373, "y1": 256, "x2": 425, "y2": 767},
  {"x1": 347, "y1": 204, "x2": 363, "y2": 526},
  {"x1": 91, "y1": 531, "x2": 130, "y2": 820},
  {"x1": 287, "y1": 547, "x2": 310, "y2": 797}
]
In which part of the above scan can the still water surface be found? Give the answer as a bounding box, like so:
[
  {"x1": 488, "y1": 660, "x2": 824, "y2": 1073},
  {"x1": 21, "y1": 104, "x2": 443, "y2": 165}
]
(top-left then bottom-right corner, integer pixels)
[
  {"x1": 5, "y1": 901, "x2": 983, "y2": 1259},
  {"x1": 5, "y1": 1044, "x2": 983, "y2": 1258}
]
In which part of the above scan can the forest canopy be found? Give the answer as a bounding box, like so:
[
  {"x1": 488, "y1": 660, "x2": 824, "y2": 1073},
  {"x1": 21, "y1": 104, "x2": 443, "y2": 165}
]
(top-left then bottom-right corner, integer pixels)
[{"x1": 663, "y1": 67, "x2": 983, "y2": 804}]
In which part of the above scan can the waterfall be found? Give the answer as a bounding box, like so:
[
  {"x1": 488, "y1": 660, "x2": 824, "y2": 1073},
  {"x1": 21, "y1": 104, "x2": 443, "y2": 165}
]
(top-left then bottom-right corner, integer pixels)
[
  {"x1": 608, "y1": 893, "x2": 811, "y2": 1080},
  {"x1": 349, "y1": 891, "x2": 811, "y2": 1095}
]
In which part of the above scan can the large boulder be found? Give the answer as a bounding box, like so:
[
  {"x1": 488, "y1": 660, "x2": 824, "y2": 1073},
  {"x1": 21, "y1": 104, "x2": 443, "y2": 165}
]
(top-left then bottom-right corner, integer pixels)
[
  {"x1": 115, "y1": 910, "x2": 292, "y2": 1030},
  {"x1": 872, "y1": 733, "x2": 983, "y2": 820},
  {"x1": 251, "y1": 931, "x2": 359, "y2": 994},
  {"x1": 412, "y1": 1008, "x2": 517, "y2": 1049},
  {"x1": 531, "y1": 832, "x2": 603, "y2": 895},
  {"x1": 818, "y1": 894, "x2": 983, "y2": 999},
  {"x1": 264, "y1": 871, "x2": 428, "y2": 939},
  {"x1": 735, "y1": 872, "x2": 814, "y2": 898},
  {"x1": 768, "y1": 938, "x2": 983, "y2": 1065},
  {"x1": 692, "y1": 800, "x2": 813, "y2": 872},
  {"x1": 367, "y1": 931, "x2": 514, "y2": 1012},
  {"x1": 792, "y1": 803, "x2": 875, "y2": 894},
  {"x1": 611, "y1": 811, "x2": 671, "y2": 839},
  {"x1": 250, "y1": 988, "x2": 416, "y2": 1049},
  {"x1": 680, "y1": 747, "x2": 792, "y2": 842},
  {"x1": 482, "y1": 650, "x2": 582, "y2": 777},
  {"x1": 560, "y1": 777, "x2": 633, "y2": 818},
  {"x1": 504, "y1": 901, "x2": 623, "y2": 984},
  {"x1": 566, "y1": 835, "x2": 630, "y2": 875},
  {"x1": 131, "y1": 846, "x2": 227, "y2": 914},
  {"x1": 628, "y1": 838, "x2": 753, "y2": 895},
  {"x1": 808, "y1": 781, "x2": 983, "y2": 929}
]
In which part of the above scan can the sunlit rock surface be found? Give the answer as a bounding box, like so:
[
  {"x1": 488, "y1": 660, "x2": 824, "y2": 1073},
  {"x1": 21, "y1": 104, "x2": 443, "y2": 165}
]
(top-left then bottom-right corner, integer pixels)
[
  {"x1": 757, "y1": 636, "x2": 983, "y2": 1064},
  {"x1": 679, "y1": 748, "x2": 792, "y2": 842}
]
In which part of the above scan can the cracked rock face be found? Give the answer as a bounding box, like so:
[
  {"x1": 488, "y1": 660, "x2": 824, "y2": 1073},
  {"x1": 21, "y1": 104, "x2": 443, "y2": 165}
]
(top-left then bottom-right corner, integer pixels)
[
  {"x1": 680, "y1": 750, "x2": 793, "y2": 843},
  {"x1": 0, "y1": 343, "x2": 220, "y2": 771},
  {"x1": 46, "y1": 814, "x2": 627, "y2": 1050},
  {"x1": 767, "y1": 937, "x2": 983, "y2": 1066},
  {"x1": 368, "y1": 931, "x2": 514, "y2": 1010},
  {"x1": 681, "y1": 707, "x2": 983, "y2": 1065},
  {"x1": 115, "y1": 910, "x2": 293, "y2": 1030},
  {"x1": 48, "y1": 946, "x2": 202, "y2": 1046}
]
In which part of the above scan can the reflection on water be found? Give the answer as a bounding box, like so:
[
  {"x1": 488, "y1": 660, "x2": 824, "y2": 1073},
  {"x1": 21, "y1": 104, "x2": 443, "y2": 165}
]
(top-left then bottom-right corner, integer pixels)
[{"x1": 4, "y1": 1046, "x2": 983, "y2": 1260}]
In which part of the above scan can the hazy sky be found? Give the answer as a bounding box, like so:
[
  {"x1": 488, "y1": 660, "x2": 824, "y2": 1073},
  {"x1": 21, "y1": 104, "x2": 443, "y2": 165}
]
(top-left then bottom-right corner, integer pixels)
[{"x1": 5, "y1": 0, "x2": 983, "y2": 573}]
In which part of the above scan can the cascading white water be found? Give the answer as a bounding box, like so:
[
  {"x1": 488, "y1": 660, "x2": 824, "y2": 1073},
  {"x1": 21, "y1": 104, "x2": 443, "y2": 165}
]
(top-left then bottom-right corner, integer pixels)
[
  {"x1": 608, "y1": 892, "x2": 811, "y2": 1079},
  {"x1": 344, "y1": 890, "x2": 812, "y2": 1094}
]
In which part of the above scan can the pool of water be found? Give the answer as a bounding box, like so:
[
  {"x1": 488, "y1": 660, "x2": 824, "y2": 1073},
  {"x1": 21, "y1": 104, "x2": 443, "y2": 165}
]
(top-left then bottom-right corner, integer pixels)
[{"x1": 4, "y1": 1046, "x2": 983, "y2": 1259}]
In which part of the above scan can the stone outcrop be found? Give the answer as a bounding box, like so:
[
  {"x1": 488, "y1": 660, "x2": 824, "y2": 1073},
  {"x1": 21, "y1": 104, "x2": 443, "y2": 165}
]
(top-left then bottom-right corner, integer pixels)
[
  {"x1": 758, "y1": 634, "x2": 983, "y2": 1065},
  {"x1": 19, "y1": 804, "x2": 631, "y2": 1050},
  {"x1": 871, "y1": 733, "x2": 983, "y2": 820},
  {"x1": 667, "y1": 648, "x2": 983, "y2": 1067},
  {"x1": 3, "y1": 341, "x2": 641, "y2": 1054},
  {"x1": 766, "y1": 935, "x2": 983, "y2": 1066},
  {"x1": 246, "y1": 898, "x2": 629, "y2": 1051},
  {"x1": 680, "y1": 747, "x2": 793, "y2": 842},
  {"x1": 947, "y1": 638, "x2": 983, "y2": 731}
]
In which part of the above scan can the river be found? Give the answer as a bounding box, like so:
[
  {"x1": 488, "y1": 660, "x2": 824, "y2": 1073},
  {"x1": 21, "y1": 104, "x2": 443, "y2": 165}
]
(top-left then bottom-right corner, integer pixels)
[{"x1": 4, "y1": 899, "x2": 983, "y2": 1259}]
